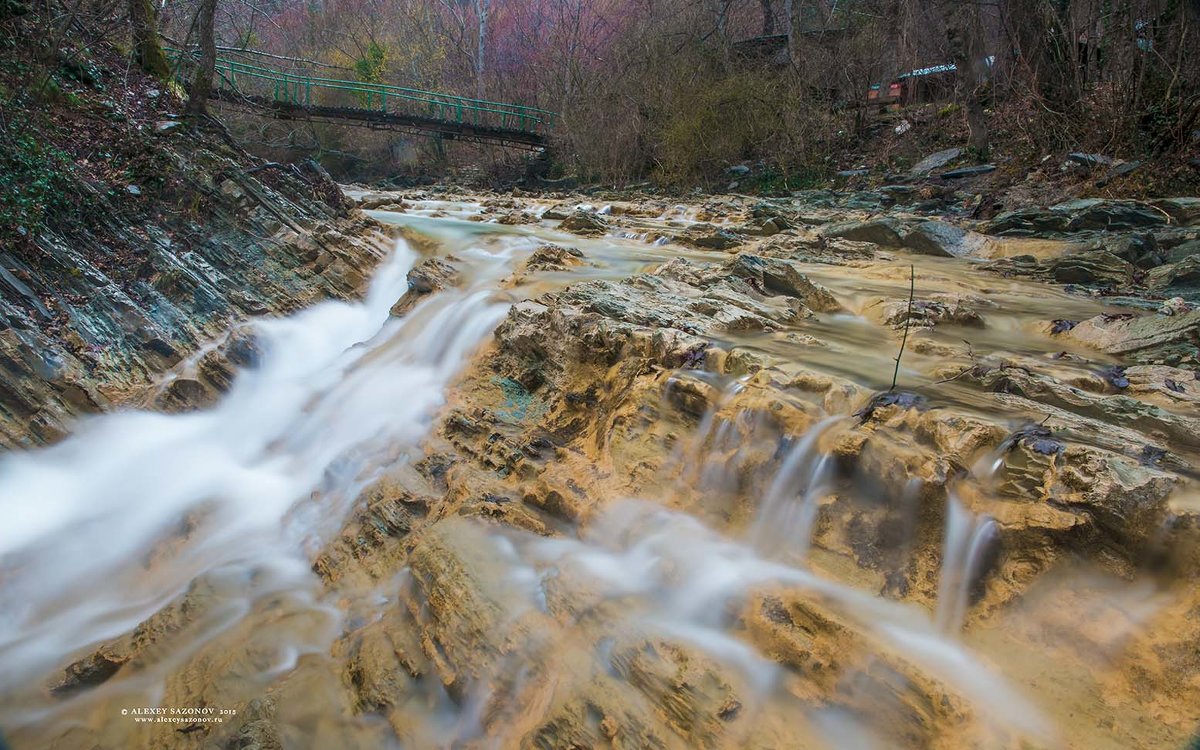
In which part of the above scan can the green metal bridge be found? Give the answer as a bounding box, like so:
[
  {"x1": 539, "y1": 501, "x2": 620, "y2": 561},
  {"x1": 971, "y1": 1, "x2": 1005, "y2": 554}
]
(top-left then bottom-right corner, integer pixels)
[{"x1": 168, "y1": 47, "x2": 555, "y2": 149}]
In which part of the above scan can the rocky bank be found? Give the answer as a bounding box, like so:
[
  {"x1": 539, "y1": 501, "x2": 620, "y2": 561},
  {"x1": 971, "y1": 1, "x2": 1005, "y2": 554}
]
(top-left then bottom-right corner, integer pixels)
[{"x1": 4, "y1": 184, "x2": 1200, "y2": 750}]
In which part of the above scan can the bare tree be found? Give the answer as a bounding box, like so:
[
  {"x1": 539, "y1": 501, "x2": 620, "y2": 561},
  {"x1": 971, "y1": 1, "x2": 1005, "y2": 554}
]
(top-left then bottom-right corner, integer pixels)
[
  {"x1": 783, "y1": 0, "x2": 793, "y2": 62},
  {"x1": 186, "y1": 0, "x2": 219, "y2": 114},
  {"x1": 129, "y1": 0, "x2": 170, "y2": 78},
  {"x1": 938, "y1": 0, "x2": 989, "y2": 154},
  {"x1": 474, "y1": 0, "x2": 489, "y2": 99},
  {"x1": 760, "y1": 0, "x2": 774, "y2": 35}
]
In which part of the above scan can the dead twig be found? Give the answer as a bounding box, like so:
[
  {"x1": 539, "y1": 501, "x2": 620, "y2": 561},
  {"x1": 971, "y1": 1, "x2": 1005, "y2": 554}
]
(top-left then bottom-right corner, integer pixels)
[
  {"x1": 889, "y1": 264, "x2": 915, "y2": 392},
  {"x1": 933, "y1": 338, "x2": 979, "y2": 385}
]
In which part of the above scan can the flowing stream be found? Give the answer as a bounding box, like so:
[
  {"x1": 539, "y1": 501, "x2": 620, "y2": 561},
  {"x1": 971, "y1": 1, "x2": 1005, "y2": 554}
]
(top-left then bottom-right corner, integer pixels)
[{"x1": 0, "y1": 197, "x2": 1187, "y2": 749}]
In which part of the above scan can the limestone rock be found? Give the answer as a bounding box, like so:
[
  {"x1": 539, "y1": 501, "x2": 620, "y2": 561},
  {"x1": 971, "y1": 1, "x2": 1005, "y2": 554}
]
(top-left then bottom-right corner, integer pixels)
[
  {"x1": 1049, "y1": 251, "x2": 1135, "y2": 286},
  {"x1": 390, "y1": 257, "x2": 460, "y2": 316},
  {"x1": 987, "y1": 200, "x2": 1169, "y2": 237},
  {"x1": 902, "y1": 220, "x2": 980, "y2": 257},
  {"x1": 722, "y1": 253, "x2": 842, "y2": 312},
  {"x1": 1148, "y1": 256, "x2": 1200, "y2": 295},
  {"x1": 523, "y1": 243, "x2": 585, "y2": 272},
  {"x1": 1151, "y1": 197, "x2": 1200, "y2": 227},
  {"x1": 1054, "y1": 199, "x2": 1168, "y2": 231},
  {"x1": 675, "y1": 223, "x2": 745, "y2": 250},
  {"x1": 1165, "y1": 238, "x2": 1200, "y2": 264},
  {"x1": 822, "y1": 218, "x2": 905, "y2": 247},
  {"x1": 862, "y1": 293, "x2": 987, "y2": 329},
  {"x1": 985, "y1": 207, "x2": 1071, "y2": 237},
  {"x1": 1067, "y1": 310, "x2": 1200, "y2": 365},
  {"x1": 496, "y1": 209, "x2": 538, "y2": 225},
  {"x1": 559, "y1": 209, "x2": 608, "y2": 236},
  {"x1": 541, "y1": 203, "x2": 573, "y2": 220}
]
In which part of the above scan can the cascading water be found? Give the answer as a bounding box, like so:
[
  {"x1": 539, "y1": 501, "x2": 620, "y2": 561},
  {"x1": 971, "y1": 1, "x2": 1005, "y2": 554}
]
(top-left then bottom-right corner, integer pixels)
[
  {"x1": 0, "y1": 198, "x2": 1184, "y2": 750},
  {"x1": 0, "y1": 234, "x2": 508, "y2": 723},
  {"x1": 469, "y1": 499, "x2": 1052, "y2": 743},
  {"x1": 935, "y1": 495, "x2": 999, "y2": 634},
  {"x1": 749, "y1": 416, "x2": 842, "y2": 561}
]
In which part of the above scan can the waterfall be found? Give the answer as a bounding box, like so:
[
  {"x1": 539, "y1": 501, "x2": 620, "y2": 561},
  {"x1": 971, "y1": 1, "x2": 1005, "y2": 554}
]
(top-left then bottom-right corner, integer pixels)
[
  {"x1": 0, "y1": 236, "x2": 508, "y2": 695},
  {"x1": 0, "y1": 198, "x2": 1121, "y2": 750},
  {"x1": 749, "y1": 416, "x2": 842, "y2": 560},
  {"x1": 934, "y1": 495, "x2": 999, "y2": 634}
]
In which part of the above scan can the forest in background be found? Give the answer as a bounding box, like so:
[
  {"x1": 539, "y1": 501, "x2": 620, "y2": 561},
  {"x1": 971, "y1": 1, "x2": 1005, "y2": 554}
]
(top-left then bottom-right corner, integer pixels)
[{"x1": 3, "y1": 0, "x2": 1200, "y2": 189}]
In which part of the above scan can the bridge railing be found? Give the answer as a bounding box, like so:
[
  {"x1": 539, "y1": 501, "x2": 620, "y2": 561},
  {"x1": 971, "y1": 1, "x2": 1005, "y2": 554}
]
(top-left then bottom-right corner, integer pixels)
[{"x1": 167, "y1": 48, "x2": 556, "y2": 136}]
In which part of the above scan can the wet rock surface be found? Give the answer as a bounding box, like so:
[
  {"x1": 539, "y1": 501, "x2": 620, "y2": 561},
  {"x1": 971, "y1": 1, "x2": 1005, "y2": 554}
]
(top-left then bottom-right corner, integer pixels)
[
  {"x1": 8, "y1": 187, "x2": 1200, "y2": 750},
  {"x1": 0, "y1": 155, "x2": 391, "y2": 448},
  {"x1": 389, "y1": 257, "x2": 462, "y2": 315}
]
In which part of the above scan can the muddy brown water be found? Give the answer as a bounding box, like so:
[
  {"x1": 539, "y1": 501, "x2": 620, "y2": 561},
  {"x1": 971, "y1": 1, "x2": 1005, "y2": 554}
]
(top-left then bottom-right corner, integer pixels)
[{"x1": 0, "y1": 196, "x2": 1196, "y2": 749}]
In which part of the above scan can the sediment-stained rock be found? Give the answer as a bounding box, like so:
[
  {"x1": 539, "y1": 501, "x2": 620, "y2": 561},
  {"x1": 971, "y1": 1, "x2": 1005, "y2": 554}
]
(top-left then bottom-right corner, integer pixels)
[
  {"x1": 0, "y1": 174, "x2": 390, "y2": 446},
  {"x1": 17, "y1": 187, "x2": 1200, "y2": 750},
  {"x1": 1067, "y1": 309, "x2": 1200, "y2": 365}
]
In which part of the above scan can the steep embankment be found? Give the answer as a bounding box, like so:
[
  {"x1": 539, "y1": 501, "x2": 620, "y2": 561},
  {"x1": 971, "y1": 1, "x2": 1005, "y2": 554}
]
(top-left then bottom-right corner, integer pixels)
[{"x1": 0, "y1": 43, "x2": 393, "y2": 447}]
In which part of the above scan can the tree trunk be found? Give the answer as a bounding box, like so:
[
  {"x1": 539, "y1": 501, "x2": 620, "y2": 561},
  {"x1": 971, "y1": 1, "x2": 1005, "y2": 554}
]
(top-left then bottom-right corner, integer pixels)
[
  {"x1": 475, "y1": 0, "x2": 489, "y2": 100},
  {"x1": 940, "y1": 0, "x2": 989, "y2": 155},
  {"x1": 760, "y1": 0, "x2": 775, "y2": 35},
  {"x1": 784, "y1": 0, "x2": 795, "y2": 64},
  {"x1": 186, "y1": 0, "x2": 218, "y2": 115},
  {"x1": 128, "y1": 0, "x2": 169, "y2": 79}
]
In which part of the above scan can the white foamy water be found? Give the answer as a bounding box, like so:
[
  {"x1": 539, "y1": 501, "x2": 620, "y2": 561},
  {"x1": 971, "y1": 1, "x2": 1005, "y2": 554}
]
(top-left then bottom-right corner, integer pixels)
[
  {"x1": 477, "y1": 499, "x2": 1055, "y2": 743},
  {"x1": 936, "y1": 495, "x2": 999, "y2": 634},
  {"x1": 750, "y1": 415, "x2": 843, "y2": 561},
  {"x1": 0, "y1": 236, "x2": 507, "y2": 700},
  {"x1": 0, "y1": 201, "x2": 1171, "y2": 749}
]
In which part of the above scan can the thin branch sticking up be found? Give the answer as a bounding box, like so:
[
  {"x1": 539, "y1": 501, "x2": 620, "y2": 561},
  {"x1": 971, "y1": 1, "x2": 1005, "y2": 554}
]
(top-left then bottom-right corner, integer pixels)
[{"x1": 890, "y1": 264, "x2": 915, "y2": 392}]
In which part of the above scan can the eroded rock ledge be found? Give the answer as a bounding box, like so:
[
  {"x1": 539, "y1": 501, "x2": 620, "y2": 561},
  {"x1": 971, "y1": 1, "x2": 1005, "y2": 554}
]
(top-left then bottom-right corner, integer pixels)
[{"x1": 32, "y1": 188, "x2": 1200, "y2": 750}]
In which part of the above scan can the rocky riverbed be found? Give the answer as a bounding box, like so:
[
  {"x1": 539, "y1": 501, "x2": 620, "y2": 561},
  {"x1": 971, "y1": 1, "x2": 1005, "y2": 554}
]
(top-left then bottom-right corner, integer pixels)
[{"x1": 2, "y1": 186, "x2": 1199, "y2": 749}]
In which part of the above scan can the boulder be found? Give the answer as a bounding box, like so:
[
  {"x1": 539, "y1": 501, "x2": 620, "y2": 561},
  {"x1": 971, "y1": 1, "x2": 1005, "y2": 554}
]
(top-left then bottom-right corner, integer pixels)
[
  {"x1": 675, "y1": 224, "x2": 745, "y2": 250},
  {"x1": 390, "y1": 257, "x2": 460, "y2": 315},
  {"x1": 750, "y1": 200, "x2": 786, "y2": 219},
  {"x1": 496, "y1": 210, "x2": 537, "y2": 225},
  {"x1": 723, "y1": 253, "x2": 842, "y2": 312},
  {"x1": 408, "y1": 257, "x2": 459, "y2": 294},
  {"x1": 909, "y1": 147, "x2": 962, "y2": 176},
  {"x1": 541, "y1": 204, "x2": 574, "y2": 220},
  {"x1": 822, "y1": 218, "x2": 905, "y2": 247},
  {"x1": 1049, "y1": 251, "x2": 1135, "y2": 286},
  {"x1": 741, "y1": 216, "x2": 790, "y2": 236},
  {"x1": 1104, "y1": 234, "x2": 1162, "y2": 269},
  {"x1": 1067, "y1": 309, "x2": 1200, "y2": 365},
  {"x1": 988, "y1": 200, "x2": 1170, "y2": 237},
  {"x1": 559, "y1": 209, "x2": 608, "y2": 236},
  {"x1": 1165, "y1": 239, "x2": 1200, "y2": 264},
  {"x1": 901, "y1": 220, "x2": 978, "y2": 257},
  {"x1": 862, "y1": 293, "x2": 987, "y2": 329},
  {"x1": 1053, "y1": 199, "x2": 1168, "y2": 231},
  {"x1": 1147, "y1": 256, "x2": 1200, "y2": 294},
  {"x1": 1151, "y1": 197, "x2": 1200, "y2": 227},
  {"x1": 523, "y1": 243, "x2": 584, "y2": 272},
  {"x1": 985, "y1": 208, "x2": 1071, "y2": 237},
  {"x1": 357, "y1": 195, "x2": 407, "y2": 211}
]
